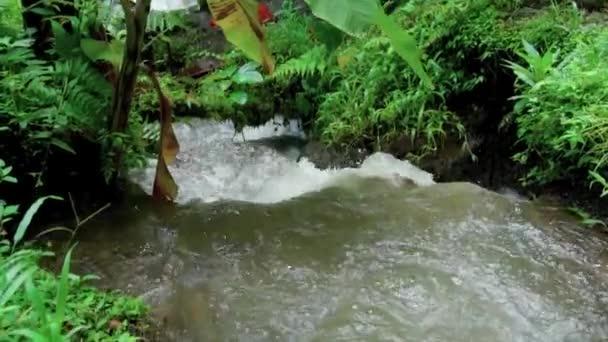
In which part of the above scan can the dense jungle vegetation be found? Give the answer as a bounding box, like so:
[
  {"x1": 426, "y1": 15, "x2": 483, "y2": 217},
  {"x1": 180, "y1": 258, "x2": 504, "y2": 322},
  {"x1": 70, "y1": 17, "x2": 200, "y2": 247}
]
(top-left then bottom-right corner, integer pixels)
[{"x1": 1, "y1": 0, "x2": 607, "y2": 339}]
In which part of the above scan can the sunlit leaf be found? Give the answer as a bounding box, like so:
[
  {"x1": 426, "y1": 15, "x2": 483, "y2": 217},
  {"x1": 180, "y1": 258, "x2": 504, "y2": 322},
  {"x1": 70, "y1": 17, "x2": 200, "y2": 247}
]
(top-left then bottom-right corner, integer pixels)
[
  {"x1": 229, "y1": 90, "x2": 248, "y2": 105},
  {"x1": 14, "y1": 196, "x2": 61, "y2": 249},
  {"x1": 374, "y1": 12, "x2": 432, "y2": 87},
  {"x1": 80, "y1": 38, "x2": 125, "y2": 69},
  {"x1": 304, "y1": 0, "x2": 377, "y2": 36},
  {"x1": 304, "y1": 0, "x2": 431, "y2": 87},
  {"x1": 26, "y1": 7, "x2": 55, "y2": 16},
  {"x1": 149, "y1": 0, "x2": 198, "y2": 11},
  {"x1": 207, "y1": 0, "x2": 274, "y2": 74},
  {"x1": 50, "y1": 138, "x2": 76, "y2": 154},
  {"x1": 55, "y1": 244, "x2": 76, "y2": 325},
  {"x1": 232, "y1": 62, "x2": 264, "y2": 84}
]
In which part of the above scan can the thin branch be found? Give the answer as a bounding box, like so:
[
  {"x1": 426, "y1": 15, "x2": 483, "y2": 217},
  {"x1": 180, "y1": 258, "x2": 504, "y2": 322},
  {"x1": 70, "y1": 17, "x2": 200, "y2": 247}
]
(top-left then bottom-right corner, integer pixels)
[{"x1": 68, "y1": 192, "x2": 80, "y2": 226}]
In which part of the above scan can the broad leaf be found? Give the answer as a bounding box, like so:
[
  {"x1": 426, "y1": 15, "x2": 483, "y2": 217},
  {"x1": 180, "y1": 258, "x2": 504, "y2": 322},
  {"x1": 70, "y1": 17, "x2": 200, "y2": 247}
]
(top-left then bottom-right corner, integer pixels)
[
  {"x1": 50, "y1": 138, "x2": 76, "y2": 154},
  {"x1": 51, "y1": 19, "x2": 81, "y2": 59},
  {"x1": 374, "y1": 12, "x2": 432, "y2": 87},
  {"x1": 13, "y1": 196, "x2": 61, "y2": 249},
  {"x1": 304, "y1": 0, "x2": 432, "y2": 87},
  {"x1": 229, "y1": 91, "x2": 248, "y2": 105},
  {"x1": 232, "y1": 62, "x2": 264, "y2": 84},
  {"x1": 80, "y1": 38, "x2": 125, "y2": 69},
  {"x1": 304, "y1": 0, "x2": 378, "y2": 36},
  {"x1": 207, "y1": 0, "x2": 274, "y2": 74}
]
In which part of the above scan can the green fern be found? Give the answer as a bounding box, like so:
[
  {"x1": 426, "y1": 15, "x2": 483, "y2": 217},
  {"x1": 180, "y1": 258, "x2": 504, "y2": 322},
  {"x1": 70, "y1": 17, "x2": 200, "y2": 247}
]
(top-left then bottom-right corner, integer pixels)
[
  {"x1": 147, "y1": 10, "x2": 188, "y2": 32},
  {"x1": 0, "y1": 0, "x2": 23, "y2": 36},
  {"x1": 273, "y1": 46, "x2": 328, "y2": 81},
  {"x1": 0, "y1": 36, "x2": 118, "y2": 176}
]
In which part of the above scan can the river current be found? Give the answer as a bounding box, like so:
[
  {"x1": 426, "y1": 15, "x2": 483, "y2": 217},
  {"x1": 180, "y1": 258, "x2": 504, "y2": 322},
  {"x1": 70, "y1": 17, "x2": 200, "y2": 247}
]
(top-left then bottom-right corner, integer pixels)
[{"x1": 64, "y1": 118, "x2": 608, "y2": 341}]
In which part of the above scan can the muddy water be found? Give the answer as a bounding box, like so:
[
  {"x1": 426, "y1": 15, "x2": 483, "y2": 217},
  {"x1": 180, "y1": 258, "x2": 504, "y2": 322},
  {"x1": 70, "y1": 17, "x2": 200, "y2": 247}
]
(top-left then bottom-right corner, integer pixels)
[{"x1": 65, "y1": 118, "x2": 608, "y2": 341}]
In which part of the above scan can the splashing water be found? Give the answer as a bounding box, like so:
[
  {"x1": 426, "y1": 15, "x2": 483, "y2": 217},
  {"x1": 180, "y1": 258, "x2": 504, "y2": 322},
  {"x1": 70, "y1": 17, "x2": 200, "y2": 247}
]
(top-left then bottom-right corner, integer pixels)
[
  {"x1": 63, "y1": 117, "x2": 608, "y2": 342},
  {"x1": 129, "y1": 117, "x2": 434, "y2": 204}
]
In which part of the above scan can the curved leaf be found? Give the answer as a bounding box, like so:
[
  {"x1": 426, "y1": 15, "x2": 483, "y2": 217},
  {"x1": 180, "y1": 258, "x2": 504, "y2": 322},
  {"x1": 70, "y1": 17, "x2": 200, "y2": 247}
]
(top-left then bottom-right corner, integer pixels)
[
  {"x1": 146, "y1": 68, "x2": 179, "y2": 201},
  {"x1": 304, "y1": 0, "x2": 378, "y2": 37},
  {"x1": 14, "y1": 196, "x2": 61, "y2": 249},
  {"x1": 207, "y1": 0, "x2": 274, "y2": 74},
  {"x1": 304, "y1": 0, "x2": 432, "y2": 88},
  {"x1": 80, "y1": 38, "x2": 125, "y2": 69}
]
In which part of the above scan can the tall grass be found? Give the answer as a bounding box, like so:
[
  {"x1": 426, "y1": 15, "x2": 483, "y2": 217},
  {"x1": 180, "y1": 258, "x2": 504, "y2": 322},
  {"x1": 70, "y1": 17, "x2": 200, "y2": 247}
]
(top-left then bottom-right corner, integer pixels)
[
  {"x1": 0, "y1": 160, "x2": 148, "y2": 341},
  {"x1": 506, "y1": 27, "x2": 608, "y2": 197}
]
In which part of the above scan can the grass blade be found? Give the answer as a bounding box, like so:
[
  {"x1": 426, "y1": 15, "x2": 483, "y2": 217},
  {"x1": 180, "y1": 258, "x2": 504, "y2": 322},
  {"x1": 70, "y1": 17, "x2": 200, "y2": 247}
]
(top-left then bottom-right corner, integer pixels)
[
  {"x1": 55, "y1": 243, "x2": 77, "y2": 325},
  {"x1": 0, "y1": 265, "x2": 35, "y2": 307},
  {"x1": 13, "y1": 196, "x2": 61, "y2": 250}
]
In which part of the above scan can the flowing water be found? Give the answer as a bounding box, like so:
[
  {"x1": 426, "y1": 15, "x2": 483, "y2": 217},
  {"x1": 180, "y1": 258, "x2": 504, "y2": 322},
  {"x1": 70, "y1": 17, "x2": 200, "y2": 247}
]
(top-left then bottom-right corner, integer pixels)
[{"x1": 64, "y1": 118, "x2": 608, "y2": 341}]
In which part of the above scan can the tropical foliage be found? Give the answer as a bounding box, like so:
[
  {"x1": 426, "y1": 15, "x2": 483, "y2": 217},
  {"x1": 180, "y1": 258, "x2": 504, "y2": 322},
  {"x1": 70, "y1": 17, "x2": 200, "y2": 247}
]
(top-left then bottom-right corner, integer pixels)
[
  {"x1": 0, "y1": 161, "x2": 149, "y2": 341},
  {"x1": 508, "y1": 27, "x2": 608, "y2": 196},
  {"x1": 1, "y1": 0, "x2": 608, "y2": 339}
]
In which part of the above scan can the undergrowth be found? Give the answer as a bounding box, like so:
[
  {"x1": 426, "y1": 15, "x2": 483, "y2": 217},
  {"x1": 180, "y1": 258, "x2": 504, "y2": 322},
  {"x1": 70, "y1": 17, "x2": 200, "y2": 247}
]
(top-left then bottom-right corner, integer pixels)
[
  {"x1": 0, "y1": 0, "x2": 152, "y2": 195},
  {"x1": 508, "y1": 26, "x2": 608, "y2": 196},
  {"x1": 0, "y1": 161, "x2": 150, "y2": 341},
  {"x1": 126, "y1": 0, "x2": 606, "y2": 202}
]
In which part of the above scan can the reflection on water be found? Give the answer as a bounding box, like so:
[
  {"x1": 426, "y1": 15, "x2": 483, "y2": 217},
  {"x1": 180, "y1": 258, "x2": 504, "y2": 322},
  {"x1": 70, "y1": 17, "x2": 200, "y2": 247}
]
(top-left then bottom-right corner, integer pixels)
[{"x1": 61, "y1": 119, "x2": 608, "y2": 341}]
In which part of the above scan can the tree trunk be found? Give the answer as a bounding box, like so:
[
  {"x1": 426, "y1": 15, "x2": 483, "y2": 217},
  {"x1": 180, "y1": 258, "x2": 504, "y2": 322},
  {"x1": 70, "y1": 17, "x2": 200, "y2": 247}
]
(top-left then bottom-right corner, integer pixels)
[{"x1": 108, "y1": 0, "x2": 152, "y2": 179}]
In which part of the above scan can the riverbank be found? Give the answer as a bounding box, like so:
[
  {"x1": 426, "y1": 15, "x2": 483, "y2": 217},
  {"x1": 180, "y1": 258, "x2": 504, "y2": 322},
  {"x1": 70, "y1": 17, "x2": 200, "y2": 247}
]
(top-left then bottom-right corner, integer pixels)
[
  {"x1": 0, "y1": 163, "x2": 159, "y2": 341},
  {"x1": 154, "y1": 0, "x2": 607, "y2": 226},
  {"x1": 2, "y1": 0, "x2": 607, "y2": 224}
]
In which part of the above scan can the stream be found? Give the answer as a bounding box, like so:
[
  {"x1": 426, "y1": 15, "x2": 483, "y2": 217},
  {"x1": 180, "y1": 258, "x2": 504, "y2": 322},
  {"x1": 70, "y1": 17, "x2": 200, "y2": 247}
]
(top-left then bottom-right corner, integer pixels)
[{"x1": 63, "y1": 118, "x2": 608, "y2": 341}]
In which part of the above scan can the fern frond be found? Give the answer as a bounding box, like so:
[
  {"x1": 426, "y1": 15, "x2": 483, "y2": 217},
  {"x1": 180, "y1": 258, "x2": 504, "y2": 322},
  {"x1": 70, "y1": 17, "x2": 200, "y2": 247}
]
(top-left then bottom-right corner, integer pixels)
[
  {"x1": 147, "y1": 10, "x2": 188, "y2": 32},
  {"x1": 0, "y1": 0, "x2": 22, "y2": 34},
  {"x1": 273, "y1": 46, "x2": 328, "y2": 81}
]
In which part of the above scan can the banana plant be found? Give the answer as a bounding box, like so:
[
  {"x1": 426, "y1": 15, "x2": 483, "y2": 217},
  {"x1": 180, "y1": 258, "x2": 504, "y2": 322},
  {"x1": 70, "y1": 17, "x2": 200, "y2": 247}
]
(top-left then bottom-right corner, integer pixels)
[{"x1": 303, "y1": 0, "x2": 431, "y2": 87}]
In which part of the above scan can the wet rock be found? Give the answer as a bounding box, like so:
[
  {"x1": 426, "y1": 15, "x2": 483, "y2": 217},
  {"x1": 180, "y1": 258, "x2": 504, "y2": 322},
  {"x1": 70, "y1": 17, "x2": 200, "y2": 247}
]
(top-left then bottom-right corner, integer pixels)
[
  {"x1": 300, "y1": 141, "x2": 369, "y2": 169},
  {"x1": 575, "y1": 0, "x2": 607, "y2": 11},
  {"x1": 181, "y1": 57, "x2": 223, "y2": 79}
]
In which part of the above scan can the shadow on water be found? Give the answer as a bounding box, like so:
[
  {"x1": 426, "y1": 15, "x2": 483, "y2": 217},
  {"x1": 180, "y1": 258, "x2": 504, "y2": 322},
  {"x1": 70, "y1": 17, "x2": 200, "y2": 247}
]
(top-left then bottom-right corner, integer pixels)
[{"x1": 48, "y1": 118, "x2": 608, "y2": 341}]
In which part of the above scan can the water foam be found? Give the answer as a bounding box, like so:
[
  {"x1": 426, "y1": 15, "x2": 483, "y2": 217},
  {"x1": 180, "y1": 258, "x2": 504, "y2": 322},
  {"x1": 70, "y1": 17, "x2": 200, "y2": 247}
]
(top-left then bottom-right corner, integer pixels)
[{"x1": 128, "y1": 117, "x2": 434, "y2": 204}]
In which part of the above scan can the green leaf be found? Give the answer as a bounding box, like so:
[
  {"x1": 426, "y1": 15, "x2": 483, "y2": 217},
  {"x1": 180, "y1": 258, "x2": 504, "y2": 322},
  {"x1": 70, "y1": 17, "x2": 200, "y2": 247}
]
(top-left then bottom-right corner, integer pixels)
[
  {"x1": 55, "y1": 244, "x2": 77, "y2": 326},
  {"x1": 24, "y1": 278, "x2": 47, "y2": 323},
  {"x1": 304, "y1": 0, "x2": 378, "y2": 36},
  {"x1": 51, "y1": 138, "x2": 77, "y2": 154},
  {"x1": 3, "y1": 176, "x2": 17, "y2": 183},
  {"x1": 232, "y1": 63, "x2": 264, "y2": 84},
  {"x1": 51, "y1": 19, "x2": 81, "y2": 58},
  {"x1": 26, "y1": 7, "x2": 55, "y2": 16},
  {"x1": 0, "y1": 265, "x2": 35, "y2": 307},
  {"x1": 207, "y1": 0, "x2": 275, "y2": 74},
  {"x1": 522, "y1": 39, "x2": 540, "y2": 58},
  {"x1": 304, "y1": 0, "x2": 431, "y2": 88},
  {"x1": 229, "y1": 91, "x2": 248, "y2": 105},
  {"x1": 80, "y1": 38, "x2": 125, "y2": 68},
  {"x1": 374, "y1": 12, "x2": 432, "y2": 88},
  {"x1": 1, "y1": 204, "x2": 19, "y2": 219},
  {"x1": 9, "y1": 329, "x2": 47, "y2": 341},
  {"x1": 13, "y1": 196, "x2": 61, "y2": 249}
]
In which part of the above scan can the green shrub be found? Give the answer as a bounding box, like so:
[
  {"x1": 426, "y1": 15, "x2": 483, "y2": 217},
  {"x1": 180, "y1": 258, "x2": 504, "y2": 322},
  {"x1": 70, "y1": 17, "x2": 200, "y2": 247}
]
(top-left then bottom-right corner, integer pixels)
[
  {"x1": 0, "y1": 0, "x2": 22, "y2": 36},
  {"x1": 508, "y1": 27, "x2": 608, "y2": 197},
  {"x1": 0, "y1": 38, "x2": 109, "y2": 154},
  {"x1": 266, "y1": 0, "x2": 316, "y2": 62},
  {"x1": 0, "y1": 33, "x2": 150, "y2": 184},
  {"x1": 0, "y1": 161, "x2": 149, "y2": 341},
  {"x1": 311, "y1": 0, "x2": 582, "y2": 156}
]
